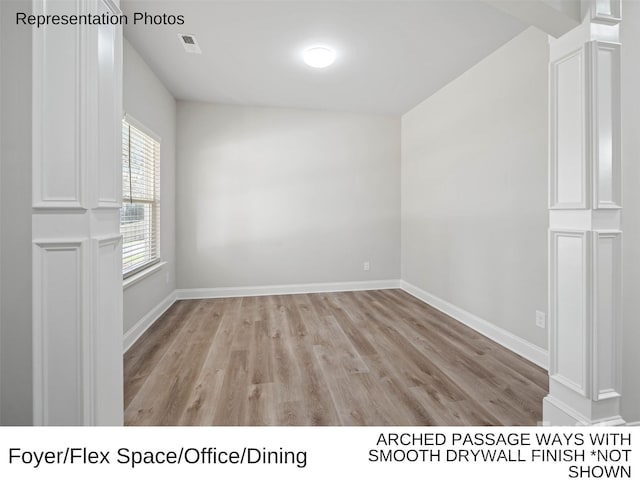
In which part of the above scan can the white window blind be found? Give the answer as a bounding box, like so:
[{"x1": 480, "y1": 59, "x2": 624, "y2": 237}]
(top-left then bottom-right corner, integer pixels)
[{"x1": 121, "y1": 118, "x2": 160, "y2": 277}]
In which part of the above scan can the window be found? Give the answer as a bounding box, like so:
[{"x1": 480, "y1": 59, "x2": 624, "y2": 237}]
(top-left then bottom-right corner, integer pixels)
[{"x1": 121, "y1": 117, "x2": 160, "y2": 278}]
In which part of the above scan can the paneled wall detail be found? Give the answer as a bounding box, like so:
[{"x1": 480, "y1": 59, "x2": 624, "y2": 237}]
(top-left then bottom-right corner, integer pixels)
[
  {"x1": 32, "y1": 241, "x2": 85, "y2": 425},
  {"x1": 544, "y1": 0, "x2": 624, "y2": 425},
  {"x1": 92, "y1": 236, "x2": 123, "y2": 424},
  {"x1": 549, "y1": 230, "x2": 589, "y2": 395},
  {"x1": 591, "y1": 230, "x2": 622, "y2": 401},
  {"x1": 588, "y1": 41, "x2": 621, "y2": 209},
  {"x1": 96, "y1": 0, "x2": 122, "y2": 208},
  {"x1": 32, "y1": 1, "x2": 83, "y2": 209},
  {"x1": 31, "y1": 0, "x2": 123, "y2": 425},
  {"x1": 550, "y1": 48, "x2": 586, "y2": 209}
]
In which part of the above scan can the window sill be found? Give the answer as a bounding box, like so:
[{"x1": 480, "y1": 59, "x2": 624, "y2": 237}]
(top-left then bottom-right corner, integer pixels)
[{"x1": 123, "y1": 261, "x2": 167, "y2": 290}]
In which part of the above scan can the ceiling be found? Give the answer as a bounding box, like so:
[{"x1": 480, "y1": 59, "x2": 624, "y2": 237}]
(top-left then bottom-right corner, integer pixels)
[{"x1": 122, "y1": 1, "x2": 527, "y2": 115}]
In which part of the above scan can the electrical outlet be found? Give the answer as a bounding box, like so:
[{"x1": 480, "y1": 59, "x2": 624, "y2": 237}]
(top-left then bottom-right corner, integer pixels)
[
  {"x1": 536, "y1": 311, "x2": 546, "y2": 328},
  {"x1": 363, "y1": 261, "x2": 370, "y2": 272}
]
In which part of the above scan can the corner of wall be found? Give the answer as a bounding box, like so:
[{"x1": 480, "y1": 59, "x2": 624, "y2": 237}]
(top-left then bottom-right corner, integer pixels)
[
  {"x1": 123, "y1": 289, "x2": 176, "y2": 352},
  {"x1": 400, "y1": 281, "x2": 549, "y2": 370}
]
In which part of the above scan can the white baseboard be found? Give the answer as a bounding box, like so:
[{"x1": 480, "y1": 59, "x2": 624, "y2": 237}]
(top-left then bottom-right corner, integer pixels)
[
  {"x1": 400, "y1": 280, "x2": 549, "y2": 370},
  {"x1": 123, "y1": 280, "x2": 400, "y2": 353},
  {"x1": 125, "y1": 279, "x2": 548, "y2": 373},
  {"x1": 123, "y1": 290, "x2": 177, "y2": 352},
  {"x1": 176, "y1": 279, "x2": 402, "y2": 300}
]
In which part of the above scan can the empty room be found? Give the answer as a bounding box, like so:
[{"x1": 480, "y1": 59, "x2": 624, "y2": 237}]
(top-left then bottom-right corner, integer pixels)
[{"x1": 1, "y1": 0, "x2": 639, "y2": 430}]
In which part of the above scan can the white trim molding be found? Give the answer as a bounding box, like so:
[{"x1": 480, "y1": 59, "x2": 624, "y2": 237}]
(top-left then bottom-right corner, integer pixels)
[
  {"x1": 549, "y1": 46, "x2": 588, "y2": 210},
  {"x1": 544, "y1": 0, "x2": 625, "y2": 426},
  {"x1": 91, "y1": 234, "x2": 123, "y2": 425},
  {"x1": 32, "y1": 0, "x2": 84, "y2": 210},
  {"x1": 95, "y1": 0, "x2": 123, "y2": 210},
  {"x1": 123, "y1": 290, "x2": 177, "y2": 352},
  {"x1": 400, "y1": 281, "x2": 549, "y2": 370},
  {"x1": 123, "y1": 261, "x2": 167, "y2": 290},
  {"x1": 102, "y1": 0, "x2": 123, "y2": 16},
  {"x1": 588, "y1": 41, "x2": 621, "y2": 210},
  {"x1": 129, "y1": 279, "x2": 550, "y2": 375},
  {"x1": 591, "y1": 230, "x2": 622, "y2": 402},
  {"x1": 548, "y1": 229, "x2": 590, "y2": 396},
  {"x1": 31, "y1": 0, "x2": 124, "y2": 425},
  {"x1": 176, "y1": 279, "x2": 402, "y2": 300},
  {"x1": 127, "y1": 280, "x2": 402, "y2": 352},
  {"x1": 32, "y1": 239, "x2": 87, "y2": 426},
  {"x1": 589, "y1": 0, "x2": 621, "y2": 25}
]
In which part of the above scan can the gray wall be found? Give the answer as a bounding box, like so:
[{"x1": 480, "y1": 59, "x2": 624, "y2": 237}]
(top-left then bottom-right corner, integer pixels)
[
  {"x1": 401, "y1": 27, "x2": 549, "y2": 349},
  {"x1": 0, "y1": 0, "x2": 33, "y2": 425},
  {"x1": 123, "y1": 39, "x2": 177, "y2": 334},
  {"x1": 621, "y1": 0, "x2": 640, "y2": 424},
  {"x1": 176, "y1": 102, "x2": 401, "y2": 288}
]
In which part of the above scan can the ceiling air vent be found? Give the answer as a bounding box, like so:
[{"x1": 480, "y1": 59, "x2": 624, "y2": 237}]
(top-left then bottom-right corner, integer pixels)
[{"x1": 178, "y1": 34, "x2": 201, "y2": 54}]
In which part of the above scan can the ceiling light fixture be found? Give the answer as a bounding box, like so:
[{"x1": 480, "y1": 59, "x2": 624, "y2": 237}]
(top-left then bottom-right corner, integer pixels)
[{"x1": 303, "y1": 46, "x2": 336, "y2": 68}]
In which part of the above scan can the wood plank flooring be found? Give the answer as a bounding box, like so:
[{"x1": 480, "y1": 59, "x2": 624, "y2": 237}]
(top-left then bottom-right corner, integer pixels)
[{"x1": 124, "y1": 289, "x2": 548, "y2": 426}]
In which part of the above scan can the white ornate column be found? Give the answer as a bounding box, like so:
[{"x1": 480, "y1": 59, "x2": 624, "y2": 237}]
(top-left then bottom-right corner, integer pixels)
[
  {"x1": 544, "y1": 0, "x2": 624, "y2": 425},
  {"x1": 32, "y1": 0, "x2": 123, "y2": 425}
]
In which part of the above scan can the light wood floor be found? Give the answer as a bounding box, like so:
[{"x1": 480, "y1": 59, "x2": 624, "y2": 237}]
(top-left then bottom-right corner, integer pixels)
[{"x1": 124, "y1": 289, "x2": 548, "y2": 426}]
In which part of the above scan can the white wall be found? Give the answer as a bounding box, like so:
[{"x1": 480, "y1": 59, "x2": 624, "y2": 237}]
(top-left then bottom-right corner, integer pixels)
[
  {"x1": 122, "y1": 39, "x2": 176, "y2": 334},
  {"x1": 621, "y1": 0, "x2": 640, "y2": 424},
  {"x1": 176, "y1": 102, "x2": 401, "y2": 289},
  {"x1": 401, "y1": 27, "x2": 549, "y2": 349},
  {"x1": 0, "y1": 0, "x2": 33, "y2": 425}
]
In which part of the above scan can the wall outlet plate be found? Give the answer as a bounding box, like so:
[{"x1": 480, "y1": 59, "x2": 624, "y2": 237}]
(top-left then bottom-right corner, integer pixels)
[
  {"x1": 536, "y1": 310, "x2": 546, "y2": 328},
  {"x1": 363, "y1": 261, "x2": 370, "y2": 271}
]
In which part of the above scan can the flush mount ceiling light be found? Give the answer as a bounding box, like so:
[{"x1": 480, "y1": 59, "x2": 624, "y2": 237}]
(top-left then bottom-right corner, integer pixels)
[{"x1": 303, "y1": 46, "x2": 336, "y2": 68}]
